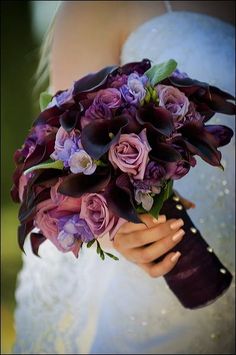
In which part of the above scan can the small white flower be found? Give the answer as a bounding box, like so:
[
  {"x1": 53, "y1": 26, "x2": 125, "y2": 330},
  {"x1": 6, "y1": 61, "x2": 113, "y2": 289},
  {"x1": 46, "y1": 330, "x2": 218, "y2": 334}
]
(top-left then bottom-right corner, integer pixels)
[
  {"x1": 69, "y1": 150, "x2": 97, "y2": 175},
  {"x1": 135, "y1": 190, "x2": 154, "y2": 211},
  {"x1": 57, "y1": 231, "x2": 75, "y2": 251}
]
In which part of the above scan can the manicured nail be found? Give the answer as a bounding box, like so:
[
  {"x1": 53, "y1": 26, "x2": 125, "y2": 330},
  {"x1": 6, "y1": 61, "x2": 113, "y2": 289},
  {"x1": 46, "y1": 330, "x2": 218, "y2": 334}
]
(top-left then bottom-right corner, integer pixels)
[
  {"x1": 170, "y1": 218, "x2": 184, "y2": 230},
  {"x1": 152, "y1": 217, "x2": 159, "y2": 224},
  {"x1": 171, "y1": 251, "x2": 181, "y2": 263},
  {"x1": 172, "y1": 229, "x2": 185, "y2": 242}
]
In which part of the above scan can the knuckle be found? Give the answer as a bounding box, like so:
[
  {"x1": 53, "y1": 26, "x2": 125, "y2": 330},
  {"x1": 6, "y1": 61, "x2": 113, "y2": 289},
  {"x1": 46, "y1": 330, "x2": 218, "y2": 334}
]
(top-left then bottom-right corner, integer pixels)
[
  {"x1": 140, "y1": 248, "x2": 153, "y2": 263},
  {"x1": 113, "y1": 236, "x2": 120, "y2": 250},
  {"x1": 148, "y1": 266, "x2": 160, "y2": 278}
]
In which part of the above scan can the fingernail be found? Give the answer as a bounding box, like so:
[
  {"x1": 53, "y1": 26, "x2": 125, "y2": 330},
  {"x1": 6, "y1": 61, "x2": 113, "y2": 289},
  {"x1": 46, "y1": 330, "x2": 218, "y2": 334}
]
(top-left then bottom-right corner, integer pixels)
[
  {"x1": 172, "y1": 229, "x2": 185, "y2": 242},
  {"x1": 171, "y1": 251, "x2": 181, "y2": 263},
  {"x1": 170, "y1": 218, "x2": 184, "y2": 230},
  {"x1": 152, "y1": 217, "x2": 159, "y2": 224}
]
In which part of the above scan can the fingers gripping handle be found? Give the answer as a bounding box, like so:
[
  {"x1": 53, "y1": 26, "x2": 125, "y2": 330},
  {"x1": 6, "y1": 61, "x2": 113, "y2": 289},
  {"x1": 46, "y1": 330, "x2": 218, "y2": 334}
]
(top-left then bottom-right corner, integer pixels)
[{"x1": 158, "y1": 194, "x2": 232, "y2": 309}]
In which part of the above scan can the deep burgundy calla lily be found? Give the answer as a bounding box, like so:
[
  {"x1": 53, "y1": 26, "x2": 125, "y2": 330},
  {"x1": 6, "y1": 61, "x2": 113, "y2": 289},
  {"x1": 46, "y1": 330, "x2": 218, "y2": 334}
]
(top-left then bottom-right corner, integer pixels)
[
  {"x1": 105, "y1": 174, "x2": 141, "y2": 224},
  {"x1": 81, "y1": 115, "x2": 128, "y2": 159},
  {"x1": 204, "y1": 124, "x2": 234, "y2": 147},
  {"x1": 58, "y1": 167, "x2": 111, "y2": 198},
  {"x1": 73, "y1": 65, "x2": 118, "y2": 96},
  {"x1": 179, "y1": 122, "x2": 223, "y2": 167},
  {"x1": 117, "y1": 58, "x2": 151, "y2": 75},
  {"x1": 136, "y1": 104, "x2": 174, "y2": 137},
  {"x1": 30, "y1": 232, "x2": 47, "y2": 256},
  {"x1": 165, "y1": 76, "x2": 236, "y2": 119}
]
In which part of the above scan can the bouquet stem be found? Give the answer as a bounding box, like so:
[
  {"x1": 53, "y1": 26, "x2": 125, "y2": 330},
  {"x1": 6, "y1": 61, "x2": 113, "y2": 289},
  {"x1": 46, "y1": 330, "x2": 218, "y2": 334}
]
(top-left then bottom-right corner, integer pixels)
[{"x1": 158, "y1": 193, "x2": 232, "y2": 309}]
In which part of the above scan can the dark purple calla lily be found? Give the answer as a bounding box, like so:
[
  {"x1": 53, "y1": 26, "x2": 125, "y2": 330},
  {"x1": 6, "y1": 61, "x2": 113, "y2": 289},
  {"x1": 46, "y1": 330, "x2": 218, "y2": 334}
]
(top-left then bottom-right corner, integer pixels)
[
  {"x1": 30, "y1": 232, "x2": 47, "y2": 257},
  {"x1": 117, "y1": 59, "x2": 151, "y2": 75},
  {"x1": 73, "y1": 65, "x2": 118, "y2": 96},
  {"x1": 165, "y1": 76, "x2": 236, "y2": 119},
  {"x1": 81, "y1": 115, "x2": 128, "y2": 159},
  {"x1": 136, "y1": 104, "x2": 174, "y2": 137},
  {"x1": 58, "y1": 166, "x2": 111, "y2": 198},
  {"x1": 33, "y1": 105, "x2": 64, "y2": 127},
  {"x1": 204, "y1": 124, "x2": 234, "y2": 147},
  {"x1": 105, "y1": 174, "x2": 141, "y2": 224},
  {"x1": 18, "y1": 220, "x2": 34, "y2": 253},
  {"x1": 179, "y1": 122, "x2": 223, "y2": 167},
  {"x1": 59, "y1": 109, "x2": 81, "y2": 132}
]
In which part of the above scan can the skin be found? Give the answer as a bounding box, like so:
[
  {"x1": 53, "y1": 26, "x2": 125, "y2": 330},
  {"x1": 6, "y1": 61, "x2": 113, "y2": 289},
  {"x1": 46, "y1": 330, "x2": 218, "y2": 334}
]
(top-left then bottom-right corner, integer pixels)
[{"x1": 50, "y1": 1, "x2": 206, "y2": 277}]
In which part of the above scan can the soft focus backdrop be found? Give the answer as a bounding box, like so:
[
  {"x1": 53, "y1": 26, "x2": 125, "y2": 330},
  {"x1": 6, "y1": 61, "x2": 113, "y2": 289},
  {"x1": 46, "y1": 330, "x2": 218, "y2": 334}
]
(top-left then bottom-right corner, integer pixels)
[{"x1": 1, "y1": 2, "x2": 59, "y2": 353}]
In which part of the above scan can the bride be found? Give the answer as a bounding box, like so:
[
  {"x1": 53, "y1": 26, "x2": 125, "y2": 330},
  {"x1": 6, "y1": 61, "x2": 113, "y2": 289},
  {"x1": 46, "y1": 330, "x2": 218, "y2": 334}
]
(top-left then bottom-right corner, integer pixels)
[{"x1": 14, "y1": 2, "x2": 235, "y2": 354}]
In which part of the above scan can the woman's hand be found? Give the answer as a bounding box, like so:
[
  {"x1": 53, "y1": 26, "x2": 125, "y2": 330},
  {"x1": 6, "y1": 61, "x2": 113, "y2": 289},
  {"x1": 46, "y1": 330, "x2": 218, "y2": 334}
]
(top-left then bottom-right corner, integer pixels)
[{"x1": 113, "y1": 214, "x2": 185, "y2": 278}]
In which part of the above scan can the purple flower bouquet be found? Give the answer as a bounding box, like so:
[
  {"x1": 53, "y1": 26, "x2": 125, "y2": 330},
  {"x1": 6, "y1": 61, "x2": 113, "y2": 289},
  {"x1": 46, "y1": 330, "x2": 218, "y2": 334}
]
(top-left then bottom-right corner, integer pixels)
[{"x1": 11, "y1": 59, "x2": 235, "y2": 308}]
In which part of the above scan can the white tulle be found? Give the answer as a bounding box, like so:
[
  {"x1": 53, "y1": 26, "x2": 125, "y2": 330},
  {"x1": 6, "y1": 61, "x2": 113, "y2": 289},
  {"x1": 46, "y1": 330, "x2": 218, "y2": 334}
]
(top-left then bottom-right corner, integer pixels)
[{"x1": 14, "y1": 12, "x2": 235, "y2": 354}]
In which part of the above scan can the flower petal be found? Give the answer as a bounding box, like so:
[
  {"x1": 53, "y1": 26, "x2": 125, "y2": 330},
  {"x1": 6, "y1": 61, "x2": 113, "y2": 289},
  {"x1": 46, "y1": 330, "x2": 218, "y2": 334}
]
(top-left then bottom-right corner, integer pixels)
[
  {"x1": 30, "y1": 232, "x2": 47, "y2": 257},
  {"x1": 58, "y1": 167, "x2": 111, "y2": 197},
  {"x1": 81, "y1": 115, "x2": 128, "y2": 159},
  {"x1": 136, "y1": 105, "x2": 174, "y2": 137},
  {"x1": 105, "y1": 174, "x2": 141, "y2": 224}
]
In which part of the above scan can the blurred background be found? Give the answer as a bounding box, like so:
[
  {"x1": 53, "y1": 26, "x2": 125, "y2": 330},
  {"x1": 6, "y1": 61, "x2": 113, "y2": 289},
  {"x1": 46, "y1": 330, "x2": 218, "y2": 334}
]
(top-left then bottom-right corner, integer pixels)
[
  {"x1": 1, "y1": 1, "x2": 60, "y2": 353},
  {"x1": 1, "y1": 1, "x2": 235, "y2": 354}
]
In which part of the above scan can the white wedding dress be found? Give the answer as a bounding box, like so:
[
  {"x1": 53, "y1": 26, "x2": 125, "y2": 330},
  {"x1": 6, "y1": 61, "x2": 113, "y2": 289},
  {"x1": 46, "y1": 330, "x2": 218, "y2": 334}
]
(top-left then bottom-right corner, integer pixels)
[{"x1": 14, "y1": 12, "x2": 235, "y2": 354}]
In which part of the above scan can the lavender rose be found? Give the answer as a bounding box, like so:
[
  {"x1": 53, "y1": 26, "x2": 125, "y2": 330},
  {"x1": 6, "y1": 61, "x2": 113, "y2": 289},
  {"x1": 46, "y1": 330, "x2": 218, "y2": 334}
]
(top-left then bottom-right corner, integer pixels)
[
  {"x1": 80, "y1": 193, "x2": 125, "y2": 239},
  {"x1": 108, "y1": 129, "x2": 151, "y2": 180},
  {"x1": 81, "y1": 103, "x2": 112, "y2": 128},
  {"x1": 93, "y1": 88, "x2": 122, "y2": 108},
  {"x1": 157, "y1": 84, "x2": 189, "y2": 121}
]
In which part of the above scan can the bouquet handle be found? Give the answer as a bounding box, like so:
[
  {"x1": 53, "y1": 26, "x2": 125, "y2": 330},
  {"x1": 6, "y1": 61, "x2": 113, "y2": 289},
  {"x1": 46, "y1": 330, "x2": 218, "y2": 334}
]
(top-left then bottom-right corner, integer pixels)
[{"x1": 158, "y1": 193, "x2": 232, "y2": 309}]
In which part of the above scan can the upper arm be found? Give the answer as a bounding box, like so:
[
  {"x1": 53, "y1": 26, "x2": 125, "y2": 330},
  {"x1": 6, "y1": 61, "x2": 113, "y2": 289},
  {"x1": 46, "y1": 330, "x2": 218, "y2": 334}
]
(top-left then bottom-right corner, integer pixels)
[
  {"x1": 50, "y1": 1, "x2": 167, "y2": 92},
  {"x1": 50, "y1": 2, "x2": 124, "y2": 91}
]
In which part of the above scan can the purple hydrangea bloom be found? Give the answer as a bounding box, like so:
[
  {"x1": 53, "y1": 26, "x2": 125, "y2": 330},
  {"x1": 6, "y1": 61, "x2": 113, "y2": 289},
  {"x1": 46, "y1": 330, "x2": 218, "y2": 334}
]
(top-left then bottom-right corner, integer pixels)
[{"x1": 58, "y1": 214, "x2": 94, "y2": 244}]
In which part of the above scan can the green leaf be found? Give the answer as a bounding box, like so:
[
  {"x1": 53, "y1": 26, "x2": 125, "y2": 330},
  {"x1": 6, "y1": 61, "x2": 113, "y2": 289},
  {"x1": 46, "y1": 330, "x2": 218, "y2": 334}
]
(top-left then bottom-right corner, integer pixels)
[
  {"x1": 87, "y1": 239, "x2": 96, "y2": 248},
  {"x1": 39, "y1": 92, "x2": 53, "y2": 111},
  {"x1": 104, "y1": 252, "x2": 119, "y2": 261},
  {"x1": 136, "y1": 205, "x2": 147, "y2": 214},
  {"x1": 145, "y1": 59, "x2": 178, "y2": 86},
  {"x1": 99, "y1": 249, "x2": 105, "y2": 260},
  {"x1": 23, "y1": 159, "x2": 64, "y2": 175},
  {"x1": 148, "y1": 180, "x2": 173, "y2": 219}
]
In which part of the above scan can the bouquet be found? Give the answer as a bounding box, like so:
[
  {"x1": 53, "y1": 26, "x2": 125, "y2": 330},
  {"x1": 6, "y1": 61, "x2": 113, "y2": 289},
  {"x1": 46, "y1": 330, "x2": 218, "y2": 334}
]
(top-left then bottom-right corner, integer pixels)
[{"x1": 11, "y1": 59, "x2": 235, "y2": 308}]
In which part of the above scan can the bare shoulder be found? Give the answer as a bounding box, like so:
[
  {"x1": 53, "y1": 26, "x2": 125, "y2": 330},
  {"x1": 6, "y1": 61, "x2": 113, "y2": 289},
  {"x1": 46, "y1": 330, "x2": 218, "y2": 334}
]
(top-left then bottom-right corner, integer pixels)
[{"x1": 50, "y1": 1, "x2": 167, "y2": 91}]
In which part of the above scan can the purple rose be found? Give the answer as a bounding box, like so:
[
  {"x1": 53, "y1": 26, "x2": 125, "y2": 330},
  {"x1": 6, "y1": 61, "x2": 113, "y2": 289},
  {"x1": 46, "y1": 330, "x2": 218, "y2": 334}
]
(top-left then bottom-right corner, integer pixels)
[
  {"x1": 80, "y1": 193, "x2": 125, "y2": 239},
  {"x1": 120, "y1": 73, "x2": 148, "y2": 105},
  {"x1": 157, "y1": 84, "x2": 189, "y2": 120},
  {"x1": 81, "y1": 103, "x2": 112, "y2": 128},
  {"x1": 108, "y1": 129, "x2": 151, "y2": 180},
  {"x1": 93, "y1": 88, "x2": 121, "y2": 108},
  {"x1": 109, "y1": 74, "x2": 128, "y2": 89}
]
